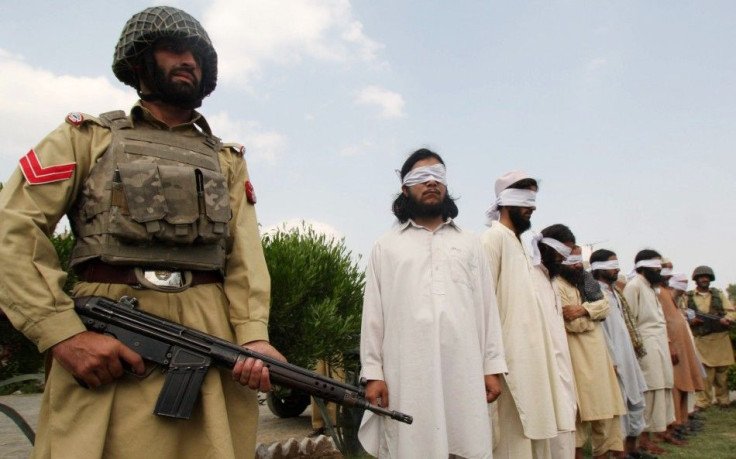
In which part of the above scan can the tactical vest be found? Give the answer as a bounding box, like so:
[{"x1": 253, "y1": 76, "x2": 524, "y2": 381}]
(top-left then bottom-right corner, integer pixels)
[
  {"x1": 68, "y1": 110, "x2": 230, "y2": 272},
  {"x1": 687, "y1": 288, "x2": 725, "y2": 316}
]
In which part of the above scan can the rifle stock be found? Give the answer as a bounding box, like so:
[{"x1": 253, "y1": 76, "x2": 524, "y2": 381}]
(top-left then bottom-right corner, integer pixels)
[{"x1": 74, "y1": 296, "x2": 412, "y2": 424}]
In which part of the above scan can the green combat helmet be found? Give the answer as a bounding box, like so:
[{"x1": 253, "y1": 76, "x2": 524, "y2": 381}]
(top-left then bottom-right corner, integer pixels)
[
  {"x1": 113, "y1": 6, "x2": 218, "y2": 99},
  {"x1": 692, "y1": 265, "x2": 715, "y2": 281}
]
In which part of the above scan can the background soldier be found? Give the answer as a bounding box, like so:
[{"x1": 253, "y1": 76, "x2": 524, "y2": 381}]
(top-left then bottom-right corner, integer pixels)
[
  {"x1": 686, "y1": 265, "x2": 736, "y2": 410},
  {"x1": 0, "y1": 7, "x2": 282, "y2": 458}
]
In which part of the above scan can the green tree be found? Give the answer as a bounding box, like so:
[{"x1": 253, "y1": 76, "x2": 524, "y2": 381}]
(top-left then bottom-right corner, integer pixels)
[
  {"x1": 727, "y1": 283, "x2": 736, "y2": 304},
  {"x1": 262, "y1": 223, "x2": 365, "y2": 374}
]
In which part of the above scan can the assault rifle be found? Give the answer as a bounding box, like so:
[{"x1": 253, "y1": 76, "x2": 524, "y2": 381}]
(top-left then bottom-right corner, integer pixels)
[
  {"x1": 691, "y1": 311, "x2": 734, "y2": 336},
  {"x1": 74, "y1": 296, "x2": 412, "y2": 424}
]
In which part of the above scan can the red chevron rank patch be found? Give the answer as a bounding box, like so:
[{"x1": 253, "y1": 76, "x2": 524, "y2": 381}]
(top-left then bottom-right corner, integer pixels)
[{"x1": 19, "y1": 149, "x2": 76, "y2": 185}]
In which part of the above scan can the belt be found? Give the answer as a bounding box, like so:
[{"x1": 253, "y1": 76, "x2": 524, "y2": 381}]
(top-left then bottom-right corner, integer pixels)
[{"x1": 76, "y1": 261, "x2": 222, "y2": 288}]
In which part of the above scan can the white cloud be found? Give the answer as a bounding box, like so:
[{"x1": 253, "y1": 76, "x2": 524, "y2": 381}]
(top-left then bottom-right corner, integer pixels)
[
  {"x1": 203, "y1": 0, "x2": 382, "y2": 88},
  {"x1": 585, "y1": 57, "x2": 608, "y2": 74},
  {"x1": 339, "y1": 139, "x2": 374, "y2": 157},
  {"x1": 354, "y1": 85, "x2": 406, "y2": 118},
  {"x1": 0, "y1": 49, "x2": 135, "y2": 178},
  {"x1": 262, "y1": 218, "x2": 343, "y2": 241},
  {"x1": 206, "y1": 112, "x2": 287, "y2": 165}
]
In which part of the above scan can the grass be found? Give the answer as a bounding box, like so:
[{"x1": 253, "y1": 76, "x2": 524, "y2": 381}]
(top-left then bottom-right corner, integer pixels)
[
  {"x1": 580, "y1": 406, "x2": 736, "y2": 458},
  {"x1": 656, "y1": 407, "x2": 736, "y2": 459}
]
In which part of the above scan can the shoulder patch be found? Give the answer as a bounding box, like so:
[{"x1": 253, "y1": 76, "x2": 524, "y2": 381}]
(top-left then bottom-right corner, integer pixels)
[
  {"x1": 223, "y1": 142, "x2": 246, "y2": 156},
  {"x1": 19, "y1": 149, "x2": 76, "y2": 185},
  {"x1": 65, "y1": 112, "x2": 102, "y2": 129}
]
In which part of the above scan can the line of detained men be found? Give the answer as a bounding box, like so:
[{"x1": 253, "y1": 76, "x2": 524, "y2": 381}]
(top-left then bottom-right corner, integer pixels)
[{"x1": 356, "y1": 149, "x2": 734, "y2": 459}]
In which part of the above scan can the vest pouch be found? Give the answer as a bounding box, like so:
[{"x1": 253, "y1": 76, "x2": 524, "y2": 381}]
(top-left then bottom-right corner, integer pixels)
[
  {"x1": 158, "y1": 165, "x2": 199, "y2": 244},
  {"x1": 196, "y1": 168, "x2": 231, "y2": 243},
  {"x1": 109, "y1": 163, "x2": 167, "y2": 242}
]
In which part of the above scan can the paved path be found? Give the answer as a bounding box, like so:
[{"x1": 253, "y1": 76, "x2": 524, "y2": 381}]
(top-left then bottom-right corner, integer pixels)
[{"x1": 0, "y1": 393, "x2": 314, "y2": 458}]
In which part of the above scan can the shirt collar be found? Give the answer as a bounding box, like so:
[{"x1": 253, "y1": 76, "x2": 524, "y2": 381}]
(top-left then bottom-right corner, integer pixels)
[
  {"x1": 398, "y1": 218, "x2": 460, "y2": 233},
  {"x1": 131, "y1": 102, "x2": 212, "y2": 135}
]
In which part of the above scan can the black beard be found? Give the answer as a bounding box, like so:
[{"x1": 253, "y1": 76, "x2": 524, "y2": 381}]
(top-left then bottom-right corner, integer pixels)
[
  {"x1": 541, "y1": 249, "x2": 561, "y2": 278},
  {"x1": 405, "y1": 192, "x2": 443, "y2": 220},
  {"x1": 559, "y1": 264, "x2": 584, "y2": 286},
  {"x1": 600, "y1": 270, "x2": 618, "y2": 284},
  {"x1": 153, "y1": 64, "x2": 203, "y2": 109},
  {"x1": 508, "y1": 206, "x2": 531, "y2": 233},
  {"x1": 642, "y1": 269, "x2": 662, "y2": 286}
]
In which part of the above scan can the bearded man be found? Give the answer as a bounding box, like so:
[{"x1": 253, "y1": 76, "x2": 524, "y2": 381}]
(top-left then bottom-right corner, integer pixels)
[
  {"x1": 622, "y1": 250, "x2": 676, "y2": 454},
  {"x1": 481, "y1": 171, "x2": 573, "y2": 459},
  {"x1": 543, "y1": 227, "x2": 625, "y2": 459},
  {"x1": 590, "y1": 249, "x2": 649, "y2": 458},
  {"x1": 359, "y1": 149, "x2": 507, "y2": 458},
  {"x1": 0, "y1": 7, "x2": 282, "y2": 458}
]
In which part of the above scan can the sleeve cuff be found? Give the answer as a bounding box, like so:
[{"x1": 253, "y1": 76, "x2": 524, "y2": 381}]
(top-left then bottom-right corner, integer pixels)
[
  {"x1": 30, "y1": 308, "x2": 87, "y2": 353},
  {"x1": 234, "y1": 320, "x2": 270, "y2": 346},
  {"x1": 484, "y1": 359, "x2": 508, "y2": 375},
  {"x1": 360, "y1": 364, "x2": 385, "y2": 381}
]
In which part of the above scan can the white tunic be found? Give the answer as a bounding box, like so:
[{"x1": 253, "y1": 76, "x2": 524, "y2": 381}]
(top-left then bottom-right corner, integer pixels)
[
  {"x1": 532, "y1": 265, "x2": 577, "y2": 431},
  {"x1": 481, "y1": 222, "x2": 572, "y2": 439},
  {"x1": 622, "y1": 275, "x2": 674, "y2": 391},
  {"x1": 359, "y1": 220, "x2": 507, "y2": 459}
]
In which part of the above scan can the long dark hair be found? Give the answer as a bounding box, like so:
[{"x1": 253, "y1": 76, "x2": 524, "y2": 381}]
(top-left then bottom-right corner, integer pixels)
[{"x1": 391, "y1": 148, "x2": 459, "y2": 223}]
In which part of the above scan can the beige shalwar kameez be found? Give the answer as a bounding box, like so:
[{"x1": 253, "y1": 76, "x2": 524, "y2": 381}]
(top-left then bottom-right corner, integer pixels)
[
  {"x1": 555, "y1": 278, "x2": 625, "y2": 456},
  {"x1": 623, "y1": 275, "x2": 675, "y2": 433}
]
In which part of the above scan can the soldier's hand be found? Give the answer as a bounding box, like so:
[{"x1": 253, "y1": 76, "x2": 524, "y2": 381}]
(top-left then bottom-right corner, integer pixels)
[
  {"x1": 51, "y1": 331, "x2": 145, "y2": 389},
  {"x1": 232, "y1": 340, "x2": 286, "y2": 392},
  {"x1": 365, "y1": 379, "x2": 389, "y2": 408},
  {"x1": 484, "y1": 374, "x2": 502, "y2": 403},
  {"x1": 720, "y1": 318, "x2": 732, "y2": 327}
]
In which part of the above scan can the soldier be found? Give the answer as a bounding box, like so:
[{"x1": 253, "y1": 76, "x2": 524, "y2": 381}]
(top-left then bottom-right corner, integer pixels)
[
  {"x1": 0, "y1": 6, "x2": 283, "y2": 458},
  {"x1": 686, "y1": 266, "x2": 736, "y2": 409}
]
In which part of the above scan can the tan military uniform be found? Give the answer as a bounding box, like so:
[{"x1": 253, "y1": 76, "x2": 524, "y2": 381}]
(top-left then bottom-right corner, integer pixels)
[
  {"x1": 688, "y1": 289, "x2": 736, "y2": 408},
  {"x1": 0, "y1": 104, "x2": 270, "y2": 459}
]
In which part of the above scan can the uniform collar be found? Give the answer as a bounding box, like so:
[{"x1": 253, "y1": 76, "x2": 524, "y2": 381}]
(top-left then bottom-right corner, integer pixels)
[{"x1": 131, "y1": 102, "x2": 213, "y2": 135}]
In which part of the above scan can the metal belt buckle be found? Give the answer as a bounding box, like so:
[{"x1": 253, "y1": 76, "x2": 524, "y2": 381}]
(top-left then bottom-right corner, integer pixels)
[
  {"x1": 144, "y1": 270, "x2": 184, "y2": 288},
  {"x1": 134, "y1": 268, "x2": 192, "y2": 292}
]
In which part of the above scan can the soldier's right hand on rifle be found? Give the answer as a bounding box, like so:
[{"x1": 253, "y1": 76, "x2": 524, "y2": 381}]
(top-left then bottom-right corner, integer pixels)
[
  {"x1": 51, "y1": 331, "x2": 145, "y2": 389},
  {"x1": 365, "y1": 379, "x2": 389, "y2": 408}
]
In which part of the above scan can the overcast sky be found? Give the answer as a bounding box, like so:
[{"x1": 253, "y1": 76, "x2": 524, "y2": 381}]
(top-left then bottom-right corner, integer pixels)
[{"x1": 1, "y1": 1, "x2": 734, "y2": 289}]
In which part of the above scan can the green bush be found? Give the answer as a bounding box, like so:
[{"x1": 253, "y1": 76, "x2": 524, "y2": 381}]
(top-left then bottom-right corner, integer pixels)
[{"x1": 262, "y1": 223, "x2": 365, "y2": 373}]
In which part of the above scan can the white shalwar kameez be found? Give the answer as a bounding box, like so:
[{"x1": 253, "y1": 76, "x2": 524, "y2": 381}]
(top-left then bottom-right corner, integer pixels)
[{"x1": 359, "y1": 219, "x2": 507, "y2": 459}]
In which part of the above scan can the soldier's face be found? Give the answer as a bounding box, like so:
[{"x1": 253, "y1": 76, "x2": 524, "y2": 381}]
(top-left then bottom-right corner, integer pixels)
[
  {"x1": 153, "y1": 40, "x2": 202, "y2": 97},
  {"x1": 695, "y1": 275, "x2": 711, "y2": 289}
]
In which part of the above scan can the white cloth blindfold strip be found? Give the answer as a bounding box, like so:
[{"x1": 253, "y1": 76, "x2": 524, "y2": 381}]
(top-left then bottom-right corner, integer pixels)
[
  {"x1": 635, "y1": 259, "x2": 662, "y2": 269},
  {"x1": 562, "y1": 254, "x2": 583, "y2": 266},
  {"x1": 626, "y1": 259, "x2": 662, "y2": 280},
  {"x1": 589, "y1": 260, "x2": 620, "y2": 271},
  {"x1": 531, "y1": 235, "x2": 572, "y2": 265},
  {"x1": 485, "y1": 188, "x2": 537, "y2": 223},
  {"x1": 669, "y1": 279, "x2": 688, "y2": 291},
  {"x1": 401, "y1": 164, "x2": 448, "y2": 187},
  {"x1": 660, "y1": 268, "x2": 673, "y2": 276}
]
